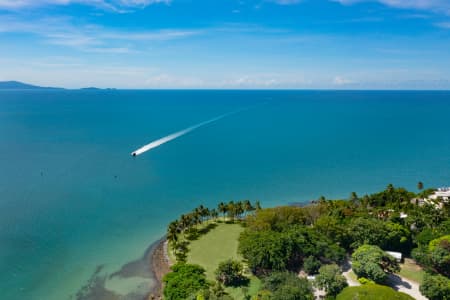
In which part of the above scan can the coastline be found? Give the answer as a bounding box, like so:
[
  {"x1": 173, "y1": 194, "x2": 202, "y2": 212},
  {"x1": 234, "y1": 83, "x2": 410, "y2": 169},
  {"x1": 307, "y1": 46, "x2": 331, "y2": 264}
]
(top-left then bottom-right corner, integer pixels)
[
  {"x1": 149, "y1": 238, "x2": 171, "y2": 298},
  {"x1": 74, "y1": 237, "x2": 171, "y2": 300}
]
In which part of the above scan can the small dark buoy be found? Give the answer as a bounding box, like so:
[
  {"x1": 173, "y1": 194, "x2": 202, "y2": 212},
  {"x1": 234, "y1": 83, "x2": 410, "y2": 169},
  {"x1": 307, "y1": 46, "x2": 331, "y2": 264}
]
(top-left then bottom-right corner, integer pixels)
[
  {"x1": 114, "y1": 175, "x2": 117, "y2": 179},
  {"x1": 40, "y1": 171, "x2": 43, "y2": 176}
]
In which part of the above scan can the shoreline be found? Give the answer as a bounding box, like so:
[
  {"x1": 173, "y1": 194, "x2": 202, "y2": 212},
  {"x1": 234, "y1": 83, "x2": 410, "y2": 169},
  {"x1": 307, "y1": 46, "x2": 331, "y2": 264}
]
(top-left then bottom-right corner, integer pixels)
[
  {"x1": 148, "y1": 237, "x2": 171, "y2": 298},
  {"x1": 74, "y1": 237, "x2": 171, "y2": 300}
]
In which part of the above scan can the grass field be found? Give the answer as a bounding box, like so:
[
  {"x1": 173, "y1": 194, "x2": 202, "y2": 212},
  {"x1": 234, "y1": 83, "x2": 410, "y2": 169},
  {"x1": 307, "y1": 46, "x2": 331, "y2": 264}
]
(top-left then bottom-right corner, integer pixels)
[
  {"x1": 399, "y1": 259, "x2": 425, "y2": 283},
  {"x1": 337, "y1": 284, "x2": 414, "y2": 300},
  {"x1": 187, "y1": 222, "x2": 260, "y2": 299}
]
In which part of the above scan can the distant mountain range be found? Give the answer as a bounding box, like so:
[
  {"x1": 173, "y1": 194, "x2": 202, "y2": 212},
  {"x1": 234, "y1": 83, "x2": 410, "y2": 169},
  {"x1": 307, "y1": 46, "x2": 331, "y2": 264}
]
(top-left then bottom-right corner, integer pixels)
[
  {"x1": 0, "y1": 81, "x2": 63, "y2": 90},
  {"x1": 0, "y1": 81, "x2": 112, "y2": 90}
]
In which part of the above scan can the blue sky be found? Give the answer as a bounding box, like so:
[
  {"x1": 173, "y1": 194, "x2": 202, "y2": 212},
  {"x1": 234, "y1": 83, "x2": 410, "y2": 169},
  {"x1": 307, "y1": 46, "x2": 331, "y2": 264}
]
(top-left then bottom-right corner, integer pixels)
[{"x1": 1, "y1": 0, "x2": 450, "y2": 89}]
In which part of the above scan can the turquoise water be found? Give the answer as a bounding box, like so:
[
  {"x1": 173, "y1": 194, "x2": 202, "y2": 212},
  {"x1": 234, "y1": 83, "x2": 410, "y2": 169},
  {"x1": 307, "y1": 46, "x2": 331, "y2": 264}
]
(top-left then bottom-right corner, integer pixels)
[{"x1": 1, "y1": 90, "x2": 450, "y2": 299}]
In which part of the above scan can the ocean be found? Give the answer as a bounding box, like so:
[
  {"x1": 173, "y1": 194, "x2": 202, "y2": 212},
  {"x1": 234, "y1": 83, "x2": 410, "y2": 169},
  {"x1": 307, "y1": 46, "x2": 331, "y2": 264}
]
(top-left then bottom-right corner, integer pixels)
[{"x1": 1, "y1": 90, "x2": 449, "y2": 300}]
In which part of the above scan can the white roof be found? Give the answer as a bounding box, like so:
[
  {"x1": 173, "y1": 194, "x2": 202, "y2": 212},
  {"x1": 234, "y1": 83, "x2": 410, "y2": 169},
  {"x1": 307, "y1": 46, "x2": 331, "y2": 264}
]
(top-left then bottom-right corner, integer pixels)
[{"x1": 386, "y1": 251, "x2": 402, "y2": 259}]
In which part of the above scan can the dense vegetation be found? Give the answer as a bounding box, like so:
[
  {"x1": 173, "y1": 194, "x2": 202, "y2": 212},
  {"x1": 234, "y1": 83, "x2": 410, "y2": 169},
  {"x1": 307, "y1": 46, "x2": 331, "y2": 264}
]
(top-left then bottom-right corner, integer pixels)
[
  {"x1": 162, "y1": 263, "x2": 209, "y2": 300},
  {"x1": 351, "y1": 245, "x2": 399, "y2": 283},
  {"x1": 162, "y1": 184, "x2": 450, "y2": 299}
]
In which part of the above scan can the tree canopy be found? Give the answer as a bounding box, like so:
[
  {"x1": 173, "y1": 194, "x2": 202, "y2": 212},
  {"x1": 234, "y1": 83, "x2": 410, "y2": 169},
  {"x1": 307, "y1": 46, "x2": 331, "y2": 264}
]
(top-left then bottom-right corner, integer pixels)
[
  {"x1": 314, "y1": 264, "x2": 348, "y2": 296},
  {"x1": 162, "y1": 263, "x2": 209, "y2": 300},
  {"x1": 352, "y1": 245, "x2": 400, "y2": 283}
]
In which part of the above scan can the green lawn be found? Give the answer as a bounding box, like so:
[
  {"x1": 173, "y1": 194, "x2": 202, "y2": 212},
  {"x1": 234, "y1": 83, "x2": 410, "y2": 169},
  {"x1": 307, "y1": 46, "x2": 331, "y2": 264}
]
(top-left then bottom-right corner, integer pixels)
[
  {"x1": 398, "y1": 259, "x2": 425, "y2": 283},
  {"x1": 337, "y1": 284, "x2": 414, "y2": 300},
  {"x1": 187, "y1": 222, "x2": 260, "y2": 299}
]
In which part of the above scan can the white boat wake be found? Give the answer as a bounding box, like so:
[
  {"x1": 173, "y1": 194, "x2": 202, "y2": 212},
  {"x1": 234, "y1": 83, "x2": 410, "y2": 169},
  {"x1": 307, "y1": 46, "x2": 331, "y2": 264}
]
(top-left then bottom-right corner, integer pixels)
[{"x1": 131, "y1": 109, "x2": 241, "y2": 157}]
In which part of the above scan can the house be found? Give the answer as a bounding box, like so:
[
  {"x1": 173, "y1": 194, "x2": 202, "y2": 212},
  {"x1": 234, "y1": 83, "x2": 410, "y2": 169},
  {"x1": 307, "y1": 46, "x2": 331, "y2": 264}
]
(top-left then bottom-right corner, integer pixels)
[
  {"x1": 429, "y1": 187, "x2": 450, "y2": 201},
  {"x1": 412, "y1": 187, "x2": 450, "y2": 209}
]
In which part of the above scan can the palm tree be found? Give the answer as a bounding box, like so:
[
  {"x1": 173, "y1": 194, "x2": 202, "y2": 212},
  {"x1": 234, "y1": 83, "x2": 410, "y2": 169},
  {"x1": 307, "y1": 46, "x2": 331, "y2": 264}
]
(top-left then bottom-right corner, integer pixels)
[
  {"x1": 350, "y1": 192, "x2": 359, "y2": 207},
  {"x1": 167, "y1": 220, "x2": 179, "y2": 245},
  {"x1": 243, "y1": 200, "x2": 253, "y2": 216},
  {"x1": 255, "y1": 200, "x2": 262, "y2": 210},
  {"x1": 417, "y1": 181, "x2": 424, "y2": 190},
  {"x1": 236, "y1": 201, "x2": 245, "y2": 219},
  {"x1": 227, "y1": 201, "x2": 236, "y2": 221},
  {"x1": 210, "y1": 208, "x2": 219, "y2": 220},
  {"x1": 218, "y1": 202, "x2": 227, "y2": 221},
  {"x1": 180, "y1": 214, "x2": 193, "y2": 233},
  {"x1": 193, "y1": 212, "x2": 201, "y2": 228}
]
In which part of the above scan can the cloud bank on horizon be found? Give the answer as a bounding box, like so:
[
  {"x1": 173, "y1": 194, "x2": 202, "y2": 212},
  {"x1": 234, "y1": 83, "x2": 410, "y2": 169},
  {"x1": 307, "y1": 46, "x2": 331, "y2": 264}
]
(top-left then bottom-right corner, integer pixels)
[{"x1": 0, "y1": 0, "x2": 449, "y2": 89}]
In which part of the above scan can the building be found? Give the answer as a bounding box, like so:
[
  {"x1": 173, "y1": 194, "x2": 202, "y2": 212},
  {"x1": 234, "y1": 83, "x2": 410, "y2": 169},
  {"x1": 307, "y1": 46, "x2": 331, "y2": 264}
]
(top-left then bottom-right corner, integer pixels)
[
  {"x1": 429, "y1": 187, "x2": 450, "y2": 201},
  {"x1": 412, "y1": 187, "x2": 450, "y2": 209},
  {"x1": 386, "y1": 251, "x2": 403, "y2": 263}
]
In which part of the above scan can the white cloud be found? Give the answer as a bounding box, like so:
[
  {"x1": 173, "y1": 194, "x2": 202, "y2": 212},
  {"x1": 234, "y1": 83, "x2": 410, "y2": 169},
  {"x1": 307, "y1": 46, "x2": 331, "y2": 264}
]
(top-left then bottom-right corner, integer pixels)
[
  {"x1": 145, "y1": 73, "x2": 204, "y2": 88},
  {"x1": 332, "y1": 0, "x2": 450, "y2": 15},
  {"x1": 0, "y1": 16, "x2": 200, "y2": 53},
  {"x1": 221, "y1": 73, "x2": 312, "y2": 88},
  {"x1": 271, "y1": 0, "x2": 303, "y2": 5},
  {"x1": 332, "y1": 76, "x2": 355, "y2": 85},
  {"x1": 436, "y1": 22, "x2": 450, "y2": 28},
  {"x1": 0, "y1": 0, "x2": 170, "y2": 10}
]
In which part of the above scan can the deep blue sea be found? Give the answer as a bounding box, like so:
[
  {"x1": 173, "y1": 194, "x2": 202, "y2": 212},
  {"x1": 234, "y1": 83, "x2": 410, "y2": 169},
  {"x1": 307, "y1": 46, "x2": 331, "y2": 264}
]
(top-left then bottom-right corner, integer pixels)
[{"x1": 1, "y1": 90, "x2": 450, "y2": 300}]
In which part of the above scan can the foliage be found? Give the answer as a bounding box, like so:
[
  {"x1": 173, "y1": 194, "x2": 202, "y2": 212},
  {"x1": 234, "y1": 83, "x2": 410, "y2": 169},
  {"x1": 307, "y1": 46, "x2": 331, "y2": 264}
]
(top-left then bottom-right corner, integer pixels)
[
  {"x1": 314, "y1": 215, "x2": 350, "y2": 248},
  {"x1": 366, "y1": 184, "x2": 415, "y2": 209},
  {"x1": 262, "y1": 271, "x2": 314, "y2": 300},
  {"x1": 413, "y1": 235, "x2": 450, "y2": 276},
  {"x1": 336, "y1": 284, "x2": 414, "y2": 300},
  {"x1": 357, "y1": 277, "x2": 375, "y2": 285},
  {"x1": 163, "y1": 263, "x2": 209, "y2": 300},
  {"x1": 244, "y1": 206, "x2": 308, "y2": 231},
  {"x1": 303, "y1": 255, "x2": 321, "y2": 275},
  {"x1": 314, "y1": 264, "x2": 348, "y2": 296},
  {"x1": 239, "y1": 225, "x2": 344, "y2": 273},
  {"x1": 419, "y1": 273, "x2": 450, "y2": 300},
  {"x1": 215, "y1": 259, "x2": 246, "y2": 286},
  {"x1": 352, "y1": 245, "x2": 400, "y2": 283},
  {"x1": 239, "y1": 229, "x2": 295, "y2": 272},
  {"x1": 197, "y1": 282, "x2": 235, "y2": 300},
  {"x1": 348, "y1": 218, "x2": 388, "y2": 249}
]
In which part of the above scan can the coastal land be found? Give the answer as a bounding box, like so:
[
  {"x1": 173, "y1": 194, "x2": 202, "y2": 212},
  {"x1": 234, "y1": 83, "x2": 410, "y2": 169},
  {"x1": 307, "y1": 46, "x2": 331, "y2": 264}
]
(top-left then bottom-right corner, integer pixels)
[{"x1": 152, "y1": 184, "x2": 449, "y2": 300}]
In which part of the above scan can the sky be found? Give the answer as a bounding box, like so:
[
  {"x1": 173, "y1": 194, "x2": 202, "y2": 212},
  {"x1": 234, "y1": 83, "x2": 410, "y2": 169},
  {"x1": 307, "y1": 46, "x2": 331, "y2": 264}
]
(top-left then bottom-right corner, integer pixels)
[{"x1": 1, "y1": 0, "x2": 450, "y2": 89}]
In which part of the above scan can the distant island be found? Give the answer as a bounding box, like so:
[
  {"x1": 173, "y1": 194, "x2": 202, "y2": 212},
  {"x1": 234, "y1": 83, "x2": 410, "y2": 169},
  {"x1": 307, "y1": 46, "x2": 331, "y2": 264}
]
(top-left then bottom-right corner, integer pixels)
[
  {"x1": 0, "y1": 81, "x2": 114, "y2": 90},
  {"x1": 0, "y1": 81, "x2": 63, "y2": 90}
]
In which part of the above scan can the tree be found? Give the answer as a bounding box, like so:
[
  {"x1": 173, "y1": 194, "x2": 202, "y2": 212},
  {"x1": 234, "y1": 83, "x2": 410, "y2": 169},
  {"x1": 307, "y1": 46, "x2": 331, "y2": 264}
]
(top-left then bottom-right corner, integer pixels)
[
  {"x1": 429, "y1": 235, "x2": 450, "y2": 276},
  {"x1": 215, "y1": 259, "x2": 245, "y2": 286},
  {"x1": 303, "y1": 256, "x2": 321, "y2": 275},
  {"x1": 262, "y1": 271, "x2": 314, "y2": 300},
  {"x1": 385, "y1": 221, "x2": 412, "y2": 253},
  {"x1": 239, "y1": 229, "x2": 294, "y2": 272},
  {"x1": 315, "y1": 264, "x2": 348, "y2": 297},
  {"x1": 218, "y1": 202, "x2": 227, "y2": 220},
  {"x1": 227, "y1": 201, "x2": 236, "y2": 221},
  {"x1": 243, "y1": 199, "x2": 254, "y2": 216},
  {"x1": 350, "y1": 192, "x2": 359, "y2": 207},
  {"x1": 419, "y1": 273, "x2": 450, "y2": 300},
  {"x1": 352, "y1": 245, "x2": 400, "y2": 283},
  {"x1": 210, "y1": 208, "x2": 219, "y2": 220},
  {"x1": 163, "y1": 263, "x2": 209, "y2": 300},
  {"x1": 244, "y1": 206, "x2": 307, "y2": 232},
  {"x1": 314, "y1": 215, "x2": 350, "y2": 248},
  {"x1": 348, "y1": 218, "x2": 388, "y2": 249},
  {"x1": 418, "y1": 181, "x2": 424, "y2": 191},
  {"x1": 413, "y1": 235, "x2": 450, "y2": 276},
  {"x1": 255, "y1": 200, "x2": 262, "y2": 210}
]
